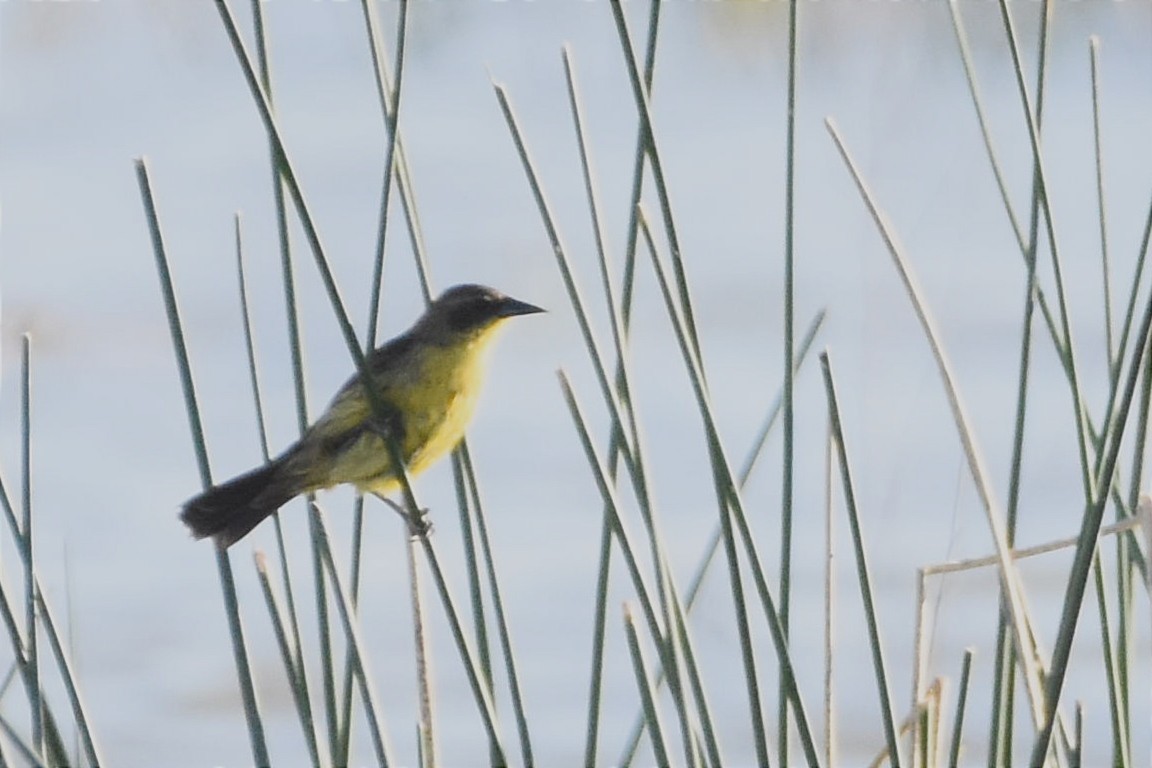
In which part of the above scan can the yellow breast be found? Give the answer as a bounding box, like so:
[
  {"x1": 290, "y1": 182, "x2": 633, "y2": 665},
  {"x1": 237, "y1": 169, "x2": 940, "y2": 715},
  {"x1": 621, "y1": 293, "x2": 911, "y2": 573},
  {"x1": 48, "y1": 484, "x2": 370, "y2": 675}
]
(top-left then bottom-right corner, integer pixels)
[{"x1": 351, "y1": 332, "x2": 495, "y2": 495}]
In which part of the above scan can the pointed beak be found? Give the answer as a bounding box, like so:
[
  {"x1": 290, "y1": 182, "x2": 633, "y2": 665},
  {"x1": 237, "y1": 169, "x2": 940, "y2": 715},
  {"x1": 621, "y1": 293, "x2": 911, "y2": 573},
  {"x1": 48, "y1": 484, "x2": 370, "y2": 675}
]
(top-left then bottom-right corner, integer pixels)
[{"x1": 497, "y1": 296, "x2": 546, "y2": 318}]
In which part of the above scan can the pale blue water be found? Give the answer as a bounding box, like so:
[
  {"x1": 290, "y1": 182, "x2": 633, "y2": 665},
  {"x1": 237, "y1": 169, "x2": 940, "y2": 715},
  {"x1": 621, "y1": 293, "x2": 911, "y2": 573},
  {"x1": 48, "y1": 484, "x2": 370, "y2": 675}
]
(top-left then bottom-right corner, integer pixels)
[{"x1": 1, "y1": 1, "x2": 1150, "y2": 765}]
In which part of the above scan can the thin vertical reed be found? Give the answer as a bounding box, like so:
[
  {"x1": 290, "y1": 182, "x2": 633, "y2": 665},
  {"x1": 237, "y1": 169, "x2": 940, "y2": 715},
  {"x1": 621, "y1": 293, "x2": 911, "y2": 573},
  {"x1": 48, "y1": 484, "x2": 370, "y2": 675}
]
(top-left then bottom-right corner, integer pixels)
[
  {"x1": 0, "y1": 714, "x2": 41, "y2": 768},
  {"x1": 35, "y1": 591, "x2": 101, "y2": 767},
  {"x1": 557, "y1": 368, "x2": 708, "y2": 761},
  {"x1": 1089, "y1": 36, "x2": 1138, "y2": 768},
  {"x1": 311, "y1": 507, "x2": 396, "y2": 767},
  {"x1": 245, "y1": 3, "x2": 331, "y2": 761},
  {"x1": 358, "y1": 0, "x2": 434, "y2": 302},
  {"x1": 944, "y1": 0, "x2": 1063, "y2": 357},
  {"x1": 778, "y1": 0, "x2": 800, "y2": 757},
  {"x1": 363, "y1": 0, "x2": 408, "y2": 346},
  {"x1": 1071, "y1": 705, "x2": 1083, "y2": 768},
  {"x1": 987, "y1": 1, "x2": 1053, "y2": 758},
  {"x1": 623, "y1": 604, "x2": 670, "y2": 768},
  {"x1": 825, "y1": 119, "x2": 1047, "y2": 732},
  {"x1": 253, "y1": 553, "x2": 321, "y2": 767},
  {"x1": 456, "y1": 451, "x2": 535, "y2": 767},
  {"x1": 1090, "y1": 553, "x2": 1129, "y2": 768},
  {"x1": 410, "y1": 533, "x2": 509, "y2": 766},
  {"x1": 1089, "y1": 37, "x2": 1114, "y2": 368},
  {"x1": 406, "y1": 531, "x2": 435, "y2": 767},
  {"x1": 563, "y1": 39, "x2": 697, "y2": 767},
  {"x1": 0, "y1": 480, "x2": 73, "y2": 765},
  {"x1": 136, "y1": 157, "x2": 269, "y2": 765},
  {"x1": 495, "y1": 75, "x2": 710, "y2": 768},
  {"x1": 639, "y1": 213, "x2": 822, "y2": 766},
  {"x1": 580, "y1": 3, "x2": 660, "y2": 762},
  {"x1": 947, "y1": 650, "x2": 975, "y2": 768},
  {"x1": 997, "y1": 0, "x2": 1095, "y2": 513},
  {"x1": 823, "y1": 419, "x2": 836, "y2": 768},
  {"x1": 607, "y1": 0, "x2": 703, "y2": 364},
  {"x1": 616, "y1": 311, "x2": 825, "y2": 766},
  {"x1": 636, "y1": 216, "x2": 768, "y2": 766},
  {"x1": 235, "y1": 217, "x2": 322, "y2": 768},
  {"x1": 1030, "y1": 313, "x2": 1152, "y2": 765},
  {"x1": 19, "y1": 336, "x2": 40, "y2": 756},
  {"x1": 443, "y1": 451, "x2": 493, "y2": 751},
  {"x1": 820, "y1": 352, "x2": 902, "y2": 768}
]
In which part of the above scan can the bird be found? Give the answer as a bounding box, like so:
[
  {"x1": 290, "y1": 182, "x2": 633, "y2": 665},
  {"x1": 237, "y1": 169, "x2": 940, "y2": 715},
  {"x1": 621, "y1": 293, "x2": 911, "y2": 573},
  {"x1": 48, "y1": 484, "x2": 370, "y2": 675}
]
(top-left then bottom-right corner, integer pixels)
[{"x1": 181, "y1": 283, "x2": 544, "y2": 548}]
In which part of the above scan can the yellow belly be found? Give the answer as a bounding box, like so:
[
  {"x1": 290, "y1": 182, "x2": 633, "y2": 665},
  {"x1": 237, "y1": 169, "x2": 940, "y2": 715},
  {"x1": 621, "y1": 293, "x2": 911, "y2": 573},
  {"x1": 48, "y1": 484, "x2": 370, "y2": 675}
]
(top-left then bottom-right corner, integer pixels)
[
  {"x1": 301, "y1": 333, "x2": 493, "y2": 496},
  {"x1": 351, "y1": 385, "x2": 478, "y2": 495}
]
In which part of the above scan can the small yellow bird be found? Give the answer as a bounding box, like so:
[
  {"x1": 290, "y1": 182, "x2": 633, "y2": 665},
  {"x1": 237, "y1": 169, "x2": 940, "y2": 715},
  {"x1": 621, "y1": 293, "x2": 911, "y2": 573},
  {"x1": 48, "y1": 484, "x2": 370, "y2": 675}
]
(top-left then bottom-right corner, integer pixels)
[{"x1": 181, "y1": 283, "x2": 544, "y2": 547}]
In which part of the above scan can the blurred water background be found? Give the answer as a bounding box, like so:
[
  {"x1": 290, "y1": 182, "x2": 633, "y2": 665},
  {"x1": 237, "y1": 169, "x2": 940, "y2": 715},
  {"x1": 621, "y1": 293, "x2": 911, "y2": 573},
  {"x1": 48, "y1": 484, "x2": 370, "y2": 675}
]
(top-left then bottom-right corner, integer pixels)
[{"x1": 1, "y1": 1, "x2": 1150, "y2": 765}]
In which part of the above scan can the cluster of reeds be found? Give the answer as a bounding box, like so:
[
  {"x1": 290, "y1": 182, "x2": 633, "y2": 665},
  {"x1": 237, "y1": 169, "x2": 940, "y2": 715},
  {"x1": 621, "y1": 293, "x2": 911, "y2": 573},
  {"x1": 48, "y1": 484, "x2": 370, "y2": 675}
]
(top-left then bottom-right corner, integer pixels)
[
  {"x1": 0, "y1": 0, "x2": 1148, "y2": 766},
  {"x1": 0, "y1": 337, "x2": 102, "y2": 766}
]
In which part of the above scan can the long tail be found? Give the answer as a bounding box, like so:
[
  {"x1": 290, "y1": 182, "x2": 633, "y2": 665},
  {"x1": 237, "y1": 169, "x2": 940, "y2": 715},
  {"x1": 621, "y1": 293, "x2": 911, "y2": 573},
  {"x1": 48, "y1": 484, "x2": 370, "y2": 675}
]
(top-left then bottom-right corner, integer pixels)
[{"x1": 180, "y1": 460, "x2": 299, "y2": 548}]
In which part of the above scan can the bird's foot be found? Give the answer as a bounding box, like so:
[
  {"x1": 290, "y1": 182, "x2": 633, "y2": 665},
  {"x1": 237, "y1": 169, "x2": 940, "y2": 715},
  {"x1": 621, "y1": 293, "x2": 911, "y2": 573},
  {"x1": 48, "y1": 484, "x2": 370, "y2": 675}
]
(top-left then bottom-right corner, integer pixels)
[
  {"x1": 376, "y1": 495, "x2": 432, "y2": 539},
  {"x1": 405, "y1": 507, "x2": 433, "y2": 540}
]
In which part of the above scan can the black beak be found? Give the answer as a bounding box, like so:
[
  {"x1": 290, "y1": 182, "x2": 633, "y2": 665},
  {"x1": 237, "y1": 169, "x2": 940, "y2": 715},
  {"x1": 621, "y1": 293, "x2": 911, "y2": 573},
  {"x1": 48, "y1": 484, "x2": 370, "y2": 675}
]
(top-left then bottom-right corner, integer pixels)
[{"x1": 498, "y1": 296, "x2": 546, "y2": 317}]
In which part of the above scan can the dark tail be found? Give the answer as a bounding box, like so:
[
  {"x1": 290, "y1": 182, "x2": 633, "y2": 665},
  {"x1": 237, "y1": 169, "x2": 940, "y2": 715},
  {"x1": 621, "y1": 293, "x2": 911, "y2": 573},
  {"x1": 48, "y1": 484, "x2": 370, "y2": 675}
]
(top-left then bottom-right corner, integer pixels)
[{"x1": 180, "y1": 460, "x2": 298, "y2": 548}]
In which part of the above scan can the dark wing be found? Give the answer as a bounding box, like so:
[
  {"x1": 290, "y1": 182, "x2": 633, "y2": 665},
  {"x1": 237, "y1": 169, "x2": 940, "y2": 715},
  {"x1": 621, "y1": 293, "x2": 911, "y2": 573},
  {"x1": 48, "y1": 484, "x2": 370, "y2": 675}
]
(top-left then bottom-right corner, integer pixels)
[
  {"x1": 291, "y1": 332, "x2": 418, "y2": 465},
  {"x1": 321, "y1": 332, "x2": 419, "y2": 413}
]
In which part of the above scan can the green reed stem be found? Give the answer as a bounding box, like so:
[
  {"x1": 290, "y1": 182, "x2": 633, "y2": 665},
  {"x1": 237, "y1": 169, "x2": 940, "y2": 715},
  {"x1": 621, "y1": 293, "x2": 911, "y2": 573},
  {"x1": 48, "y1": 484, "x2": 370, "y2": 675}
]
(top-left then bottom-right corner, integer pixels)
[
  {"x1": 577, "y1": 2, "x2": 660, "y2": 761},
  {"x1": 311, "y1": 505, "x2": 396, "y2": 767},
  {"x1": 411, "y1": 531, "x2": 510, "y2": 766},
  {"x1": 457, "y1": 449, "x2": 535, "y2": 767},
  {"x1": 947, "y1": 649, "x2": 974, "y2": 768},
  {"x1": 820, "y1": 352, "x2": 902, "y2": 767},
  {"x1": 825, "y1": 118, "x2": 1049, "y2": 734},
  {"x1": 1029, "y1": 266, "x2": 1152, "y2": 765},
  {"x1": 623, "y1": 604, "x2": 671, "y2": 768},
  {"x1": 779, "y1": 0, "x2": 800, "y2": 760},
  {"x1": 0, "y1": 478, "x2": 72, "y2": 766},
  {"x1": 245, "y1": 2, "x2": 331, "y2": 760},
  {"x1": 234, "y1": 216, "x2": 322, "y2": 768},
  {"x1": 20, "y1": 336, "x2": 41, "y2": 756},
  {"x1": 640, "y1": 211, "x2": 822, "y2": 766},
  {"x1": 616, "y1": 311, "x2": 825, "y2": 766},
  {"x1": 137, "y1": 156, "x2": 269, "y2": 766}
]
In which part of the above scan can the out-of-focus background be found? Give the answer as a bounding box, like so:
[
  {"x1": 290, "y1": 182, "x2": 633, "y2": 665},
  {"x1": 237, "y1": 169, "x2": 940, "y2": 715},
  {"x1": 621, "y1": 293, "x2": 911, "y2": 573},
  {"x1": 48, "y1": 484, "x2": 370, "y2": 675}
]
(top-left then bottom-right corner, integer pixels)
[{"x1": 1, "y1": 1, "x2": 1150, "y2": 765}]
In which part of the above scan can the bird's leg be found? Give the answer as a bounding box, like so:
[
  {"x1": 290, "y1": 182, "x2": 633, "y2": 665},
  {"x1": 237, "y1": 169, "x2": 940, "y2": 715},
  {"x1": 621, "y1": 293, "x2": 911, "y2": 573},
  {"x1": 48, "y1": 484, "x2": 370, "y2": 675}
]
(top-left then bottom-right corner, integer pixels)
[
  {"x1": 377, "y1": 495, "x2": 433, "y2": 539},
  {"x1": 362, "y1": 406, "x2": 430, "y2": 537}
]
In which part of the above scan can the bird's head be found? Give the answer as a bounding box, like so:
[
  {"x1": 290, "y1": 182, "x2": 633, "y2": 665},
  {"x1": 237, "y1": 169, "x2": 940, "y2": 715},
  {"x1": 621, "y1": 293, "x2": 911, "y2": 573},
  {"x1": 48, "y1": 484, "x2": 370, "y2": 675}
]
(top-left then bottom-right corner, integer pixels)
[{"x1": 418, "y1": 284, "x2": 544, "y2": 344}]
